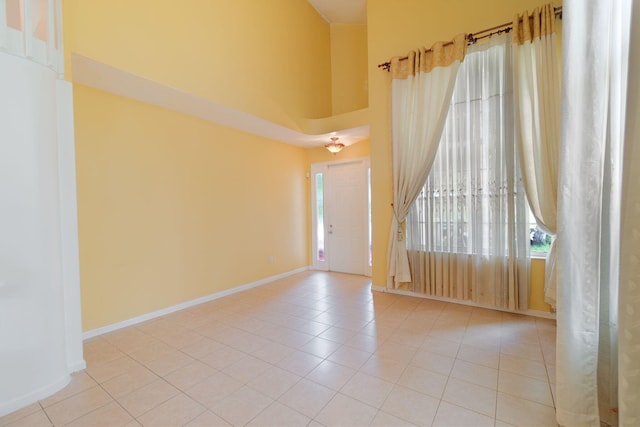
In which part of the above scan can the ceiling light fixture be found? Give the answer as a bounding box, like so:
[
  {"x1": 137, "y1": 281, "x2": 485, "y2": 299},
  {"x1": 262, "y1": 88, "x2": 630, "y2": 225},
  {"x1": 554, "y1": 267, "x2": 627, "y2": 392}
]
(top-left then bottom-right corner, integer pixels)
[{"x1": 324, "y1": 136, "x2": 345, "y2": 154}]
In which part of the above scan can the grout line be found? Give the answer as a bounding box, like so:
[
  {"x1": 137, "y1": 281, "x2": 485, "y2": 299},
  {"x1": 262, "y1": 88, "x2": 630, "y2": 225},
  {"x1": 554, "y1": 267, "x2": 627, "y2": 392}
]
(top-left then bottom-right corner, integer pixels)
[{"x1": 38, "y1": 402, "x2": 54, "y2": 427}]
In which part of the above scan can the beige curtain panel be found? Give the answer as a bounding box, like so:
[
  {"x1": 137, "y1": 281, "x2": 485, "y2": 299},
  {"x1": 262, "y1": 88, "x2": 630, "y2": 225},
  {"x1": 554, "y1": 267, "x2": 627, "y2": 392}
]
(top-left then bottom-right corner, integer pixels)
[
  {"x1": 390, "y1": 33, "x2": 467, "y2": 79},
  {"x1": 387, "y1": 34, "x2": 467, "y2": 287},
  {"x1": 512, "y1": 3, "x2": 561, "y2": 306}
]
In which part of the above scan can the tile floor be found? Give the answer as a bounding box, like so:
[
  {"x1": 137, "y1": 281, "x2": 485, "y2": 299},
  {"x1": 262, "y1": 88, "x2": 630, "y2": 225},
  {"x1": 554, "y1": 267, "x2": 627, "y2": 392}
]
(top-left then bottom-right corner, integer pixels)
[{"x1": 0, "y1": 271, "x2": 557, "y2": 427}]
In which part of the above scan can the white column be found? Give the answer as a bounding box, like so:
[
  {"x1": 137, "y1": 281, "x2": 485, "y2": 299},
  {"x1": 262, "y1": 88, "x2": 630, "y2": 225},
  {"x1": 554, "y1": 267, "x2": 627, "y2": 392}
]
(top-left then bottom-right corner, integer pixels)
[{"x1": 0, "y1": 51, "x2": 83, "y2": 417}]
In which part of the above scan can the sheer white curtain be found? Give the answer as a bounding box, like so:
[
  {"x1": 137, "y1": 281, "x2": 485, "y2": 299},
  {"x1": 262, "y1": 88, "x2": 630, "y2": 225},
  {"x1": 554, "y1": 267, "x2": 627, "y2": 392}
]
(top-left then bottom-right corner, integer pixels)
[
  {"x1": 406, "y1": 34, "x2": 529, "y2": 310},
  {"x1": 388, "y1": 34, "x2": 466, "y2": 287},
  {"x1": 556, "y1": 0, "x2": 635, "y2": 425},
  {"x1": 512, "y1": 4, "x2": 561, "y2": 306}
]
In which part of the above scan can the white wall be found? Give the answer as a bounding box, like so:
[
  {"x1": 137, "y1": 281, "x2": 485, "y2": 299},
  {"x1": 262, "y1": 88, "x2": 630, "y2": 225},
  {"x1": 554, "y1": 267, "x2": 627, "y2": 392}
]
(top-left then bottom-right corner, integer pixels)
[{"x1": 0, "y1": 52, "x2": 84, "y2": 416}]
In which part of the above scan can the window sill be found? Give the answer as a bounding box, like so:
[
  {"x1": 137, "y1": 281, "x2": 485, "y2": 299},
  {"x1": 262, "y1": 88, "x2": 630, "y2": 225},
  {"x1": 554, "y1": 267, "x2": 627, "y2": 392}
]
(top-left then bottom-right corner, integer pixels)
[{"x1": 530, "y1": 252, "x2": 548, "y2": 260}]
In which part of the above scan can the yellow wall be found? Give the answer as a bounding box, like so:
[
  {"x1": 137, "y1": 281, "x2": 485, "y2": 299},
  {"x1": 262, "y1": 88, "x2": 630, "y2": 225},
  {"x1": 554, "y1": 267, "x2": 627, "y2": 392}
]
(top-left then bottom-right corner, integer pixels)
[
  {"x1": 63, "y1": 0, "x2": 332, "y2": 130},
  {"x1": 306, "y1": 138, "x2": 370, "y2": 165},
  {"x1": 63, "y1": 1, "x2": 338, "y2": 331},
  {"x1": 330, "y1": 24, "x2": 369, "y2": 115},
  {"x1": 367, "y1": 0, "x2": 559, "y2": 312},
  {"x1": 74, "y1": 86, "x2": 308, "y2": 331},
  {"x1": 530, "y1": 258, "x2": 552, "y2": 312}
]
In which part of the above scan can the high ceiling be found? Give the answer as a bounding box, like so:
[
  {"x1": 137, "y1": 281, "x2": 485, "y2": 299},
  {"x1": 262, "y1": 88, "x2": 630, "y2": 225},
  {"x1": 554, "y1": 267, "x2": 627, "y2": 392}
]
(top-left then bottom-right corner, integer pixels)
[{"x1": 307, "y1": 0, "x2": 367, "y2": 25}]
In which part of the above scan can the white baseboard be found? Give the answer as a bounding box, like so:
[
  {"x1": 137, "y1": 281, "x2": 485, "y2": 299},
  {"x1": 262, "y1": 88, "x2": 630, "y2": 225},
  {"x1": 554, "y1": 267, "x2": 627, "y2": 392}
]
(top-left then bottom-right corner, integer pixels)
[
  {"x1": 0, "y1": 375, "x2": 70, "y2": 417},
  {"x1": 370, "y1": 285, "x2": 556, "y2": 320},
  {"x1": 83, "y1": 266, "x2": 310, "y2": 340},
  {"x1": 67, "y1": 360, "x2": 87, "y2": 372}
]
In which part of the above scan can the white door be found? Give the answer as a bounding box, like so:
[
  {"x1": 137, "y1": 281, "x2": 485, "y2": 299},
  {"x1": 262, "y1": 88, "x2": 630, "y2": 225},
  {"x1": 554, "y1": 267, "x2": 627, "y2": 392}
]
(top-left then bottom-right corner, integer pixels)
[{"x1": 311, "y1": 158, "x2": 371, "y2": 276}]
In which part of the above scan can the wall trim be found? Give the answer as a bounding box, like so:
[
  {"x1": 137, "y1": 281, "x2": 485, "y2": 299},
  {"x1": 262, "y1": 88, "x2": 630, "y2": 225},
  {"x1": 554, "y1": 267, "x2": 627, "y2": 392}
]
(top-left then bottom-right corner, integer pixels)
[
  {"x1": 83, "y1": 267, "x2": 310, "y2": 340},
  {"x1": 71, "y1": 54, "x2": 369, "y2": 148},
  {"x1": 0, "y1": 375, "x2": 70, "y2": 418},
  {"x1": 370, "y1": 285, "x2": 556, "y2": 320},
  {"x1": 67, "y1": 361, "x2": 87, "y2": 373}
]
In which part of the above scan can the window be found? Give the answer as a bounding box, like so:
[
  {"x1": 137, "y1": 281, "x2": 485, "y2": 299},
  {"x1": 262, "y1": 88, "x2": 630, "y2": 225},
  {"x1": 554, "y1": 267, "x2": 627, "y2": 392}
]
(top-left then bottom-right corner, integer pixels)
[
  {"x1": 407, "y1": 35, "x2": 529, "y2": 258},
  {"x1": 315, "y1": 173, "x2": 325, "y2": 261},
  {"x1": 405, "y1": 34, "x2": 530, "y2": 309},
  {"x1": 529, "y1": 210, "x2": 552, "y2": 255}
]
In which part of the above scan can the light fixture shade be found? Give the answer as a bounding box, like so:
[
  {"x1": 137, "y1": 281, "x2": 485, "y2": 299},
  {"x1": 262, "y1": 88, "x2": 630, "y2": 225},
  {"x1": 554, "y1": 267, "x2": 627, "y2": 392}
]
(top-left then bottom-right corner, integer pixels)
[{"x1": 325, "y1": 137, "x2": 345, "y2": 154}]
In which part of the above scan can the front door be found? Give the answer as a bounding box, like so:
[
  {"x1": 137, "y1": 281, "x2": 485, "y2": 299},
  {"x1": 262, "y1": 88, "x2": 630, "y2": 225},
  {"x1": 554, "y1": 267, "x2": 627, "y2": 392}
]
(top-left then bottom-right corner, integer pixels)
[{"x1": 311, "y1": 158, "x2": 370, "y2": 276}]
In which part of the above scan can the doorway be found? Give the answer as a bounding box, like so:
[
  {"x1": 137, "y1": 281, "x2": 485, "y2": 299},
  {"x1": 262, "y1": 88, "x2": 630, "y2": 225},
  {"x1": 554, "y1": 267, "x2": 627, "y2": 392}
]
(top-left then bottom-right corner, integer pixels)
[{"x1": 311, "y1": 158, "x2": 371, "y2": 276}]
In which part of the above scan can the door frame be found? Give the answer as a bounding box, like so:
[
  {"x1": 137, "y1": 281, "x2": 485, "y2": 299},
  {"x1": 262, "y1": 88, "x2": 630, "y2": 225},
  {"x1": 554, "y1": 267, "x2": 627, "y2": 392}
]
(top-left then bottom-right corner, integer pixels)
[{"x1": 310, "y1": 157, "x2": 371, "y2": 276}]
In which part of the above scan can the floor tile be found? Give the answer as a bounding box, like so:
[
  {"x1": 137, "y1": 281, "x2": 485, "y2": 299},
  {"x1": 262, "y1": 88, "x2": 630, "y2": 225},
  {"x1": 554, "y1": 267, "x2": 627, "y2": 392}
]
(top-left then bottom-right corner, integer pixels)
[
  {"x1": 103, "y1": 329, "x2": 158, "y2": 355},
  {"x1": 289, "y1": 319, "x2": 332, "y2": 336},
  {"x1": 184, "y1": 410, "x2": 231, "y2": 427},
  {"x1": 432, "y1": 401, "x2": 495, "y2": 427},
  {"x1": 327, "y1": 345, "x2": 372, "y2": 370},
  {"x1": 499, "y1": 354, "x2": 548, "y2": 382},
  {"x1": 144, "y1": 349, "x2": 194, "y2": 377},
  {"x1": 306, "y1": 360, "x2": 356, "y2": 391},
  {"x1": 251, "y1": 342, "x2": 295, "y2": 365},
  {"x1": 500, "y1": 341, "x2": 544, "y2": 363},
  {"x1": 180, "y1": 337, "x2": 226, "y2": 360},
  {"x1": 340, "y1": 372, "x2": 394, "y2": 408},
  {"x1": 246, "y1": 401, "x2": 310, "y2": 427},
  {"x1": 162, "y1": 360, "x2": 217, "y2": 391},
  {"x1": 298, "y1": 337, "x2": 342, "y2": 359},
  {"x1": 375, "y1": 342, "x2": 418, "y2": 365},
  {"x1": 498, "y1": 371, "x2": 554, "y2": 407},
  {"x1": 43, "y1": 386, "x2": 112, "y2": 426},
  {"x1": 159, "y1": 330, "x2": 205, "y2": 349},
  {"x1": 247, "y1": 366, "x2": 301, "y2": 399},
  {"x1": 39, "y1": 372, "x2": 98, "y2": 408},
  {"x1": 456, "y1": 344, "x2": 500, "y2": 369},
  {"x1": 184, "y1": 371, "x2": 243, "y2": 408},
  {"x1": 276, "y1": 350, "x2": 324, "y2": 377},
  {"x1": 343, "y1": 332, "x2": 383, "y2": 353},
  {"x1": 199, "y1": 346, "x2": 247, "y2": 370},
  {"x1": 83, "y1": 339, "x2": 126, "y2": 367},
  {"x1": 381, "y1": 385, "x2": 440, "y2": 427},
  {"x1": 221, "y1": 355, "x2": 271, "y2": 384},
  {"x1": 209, "y1": 386, "x2": 273, "y2": 426},
  {"x1": 420, "y1": 337, "x2": 461, "y2": 358},
  {"x1": 442, "y1": 377, "x2": 497, "y2": 417},
  {"x1": 85, "y1": 356, "x2": 141, "y2": 384},
  {"x1": 410, "y1": 348, "x2": 456, "y2": 376},
  {"x1": 2, "y1": 409, "x2": 52, "y2": 427},
  {"x1": 3, "y1": 272, "x2": 558, "y2": 427},
  {"x1": 278, "y1": 379, "x2": 336, "y2": 418},
  {"x1": 370, "y1": 410, "x2": 418, "y2": 426},
  {"x1": 397, "y1": 365, "x2": 448, "y2": 399},
  {"x1": 136, "y1": 393, "x2": 206, "y2": 426},
  {"x1": 315, "y1": 393, "x2": 378, "y2": 427},
  {"x1": 496, "y1": 392, "x2": 557, "y2": 426},
  {"x1": 546, "y1": 362, "x2": 556, "y2": 384},
  {"x1": 101, "y1": 365, "x2": 158, "y2": 399},
  {"x1": 450, "y1": 359, "x2": 499, "y2": 389},
  {"x1": 64, "y1": 401, "x2": 132, "y2": 427},
  {"x1": 360, "y1": 355, "x2": 408, "y2": 383},
  {"x1": 126, "y1": 341, "x2": 174, "y2": 366},
  {"x1": 318, "y1": 326, "x2": 357, "y2": 344},
  {"x1": 0, "y1": 403, "x2": 42, "y2": 426},
  {"x1": 116, "y1": 379, "x2": 179, "y2": 417}
]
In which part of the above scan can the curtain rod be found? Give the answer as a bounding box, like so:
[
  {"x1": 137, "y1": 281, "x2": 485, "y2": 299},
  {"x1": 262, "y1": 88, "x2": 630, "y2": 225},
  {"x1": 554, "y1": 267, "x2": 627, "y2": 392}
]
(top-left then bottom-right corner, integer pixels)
[{"x1": 377, "y1": 6, "x2": 562, "y2": 72}]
